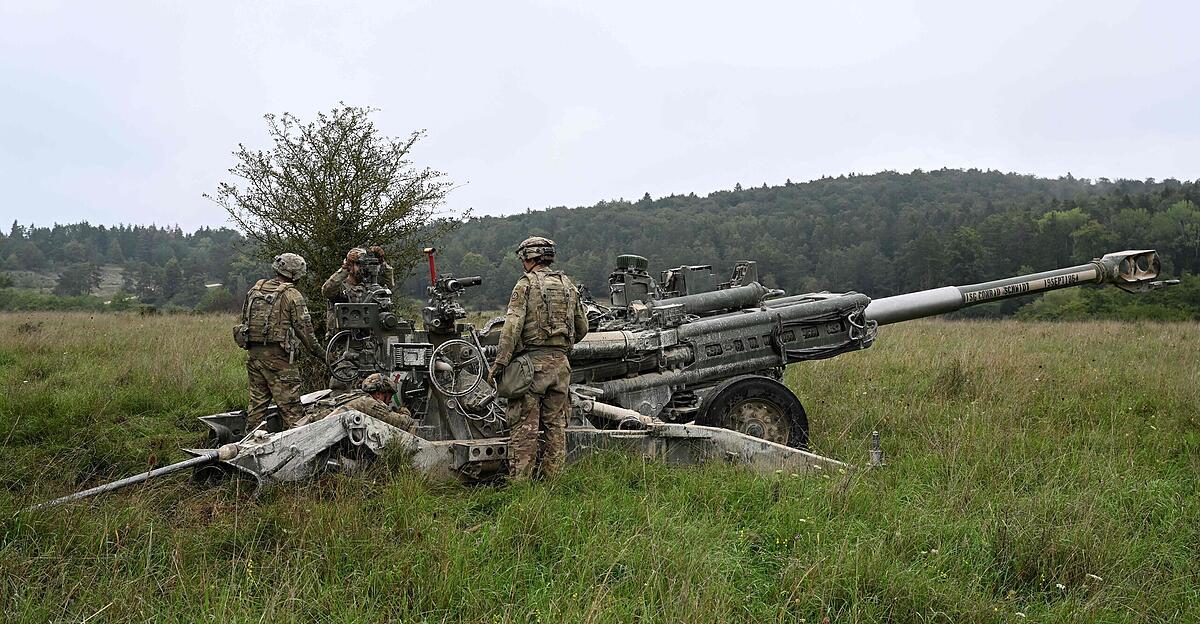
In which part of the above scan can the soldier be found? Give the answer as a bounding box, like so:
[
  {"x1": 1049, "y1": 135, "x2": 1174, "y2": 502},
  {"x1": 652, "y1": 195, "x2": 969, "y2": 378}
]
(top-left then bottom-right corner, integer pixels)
[
  {"x1": 322, "y1": 247, "x2": 372, "y2": 332},
  {"x1": 322, "y1": 247, "x2": 383, "y2": 392},
  {"x1": 487, "y1": 236, "x2": 589, "y2": 481},
  {"x1": 302, "y1": 373, "x2": 418, "y2": 432},
  {"x1": 322, "y1": 246, "x2": 395, "y2": 328},
  {"x1": 238, "y1": 252, "x2": 325, "y2": 431}
]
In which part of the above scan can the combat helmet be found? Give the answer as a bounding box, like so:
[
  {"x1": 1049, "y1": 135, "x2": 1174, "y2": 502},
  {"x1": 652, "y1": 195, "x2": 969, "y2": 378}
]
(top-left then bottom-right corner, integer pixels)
[
  {"x1": 361, "y1": 373, "x2": 395, "y2": 395},
  {"x1": 516, "y1": 236, "x2": 556, "y2": 263},
  {"x1": 272, "y1": 253, "x2": 307, "y2": 280}
]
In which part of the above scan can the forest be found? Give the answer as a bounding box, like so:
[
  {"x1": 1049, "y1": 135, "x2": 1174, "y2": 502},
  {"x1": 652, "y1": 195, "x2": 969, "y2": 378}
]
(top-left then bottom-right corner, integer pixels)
[{"x1": 2, "y1": 169, "x2": 1198, "y2": 319}]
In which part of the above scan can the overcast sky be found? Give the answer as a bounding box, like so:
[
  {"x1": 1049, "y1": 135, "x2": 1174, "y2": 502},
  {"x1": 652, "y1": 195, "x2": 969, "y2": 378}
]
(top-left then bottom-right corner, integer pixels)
[{"x1": 1, "y1": 0, "x2": 1197, "y2": 231}]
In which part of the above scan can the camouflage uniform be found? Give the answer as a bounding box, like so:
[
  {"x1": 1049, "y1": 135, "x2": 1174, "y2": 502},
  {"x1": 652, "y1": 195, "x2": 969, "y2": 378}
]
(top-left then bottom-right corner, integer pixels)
[
  {"x1": 321, "y1": 252, "x2": 393, "y2": 392},
  {"x1": 304, "y1": 390, "x2": 417, "y2": 432},
  {"x1": 493, "y1": 239, "x2": 589, "y2": 481},
  {"x1": 241, "y1": 254, "x2": 323, "y2": 430},
  {"x1": 321, "y1": 247, "x2": 395, "y2": 331}
]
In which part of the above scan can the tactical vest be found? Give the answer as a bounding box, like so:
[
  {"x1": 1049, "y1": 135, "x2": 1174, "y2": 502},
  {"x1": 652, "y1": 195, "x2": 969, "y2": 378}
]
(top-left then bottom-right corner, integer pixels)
[
  {"x1": 311, "y1": 390, "x2": 365, "y2": 419},
  {"x1": 521, "y1": 270, "x2": 579, "y2": 348},
  {"x1": 242, "y1": 278, "x2": 295, "y2": 344}
]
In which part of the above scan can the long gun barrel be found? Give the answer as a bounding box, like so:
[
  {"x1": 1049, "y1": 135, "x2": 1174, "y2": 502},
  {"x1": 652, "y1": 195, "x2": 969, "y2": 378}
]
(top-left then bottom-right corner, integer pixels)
[
  {"x1": 27, "y1": 444, "x2": 239, "y2": 511},
  {"x1": 864, "y1": 250, "x2": 1171, "y2": 326}
]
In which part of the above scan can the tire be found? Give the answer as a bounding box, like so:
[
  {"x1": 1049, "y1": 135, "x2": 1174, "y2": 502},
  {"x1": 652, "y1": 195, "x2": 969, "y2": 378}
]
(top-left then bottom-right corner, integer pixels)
[{"x1": 697, "y1": 375, "x2": 809, "y2": 449}]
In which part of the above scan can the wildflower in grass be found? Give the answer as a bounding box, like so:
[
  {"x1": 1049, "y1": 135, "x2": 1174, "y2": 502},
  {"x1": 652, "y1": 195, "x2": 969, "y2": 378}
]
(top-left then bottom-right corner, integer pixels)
[{"x1": 1055, "y1": 583, "x2": 1066, "y2": 590}]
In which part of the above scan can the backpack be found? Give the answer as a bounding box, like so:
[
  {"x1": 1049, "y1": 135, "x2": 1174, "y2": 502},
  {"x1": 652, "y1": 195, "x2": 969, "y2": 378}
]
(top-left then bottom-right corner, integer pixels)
[
  {"x1": 233, "y1": 279, "x2": 293, "y2": 349},
  {"x1": 525, "y1": 270, "x2": 579, "y2": 344}
]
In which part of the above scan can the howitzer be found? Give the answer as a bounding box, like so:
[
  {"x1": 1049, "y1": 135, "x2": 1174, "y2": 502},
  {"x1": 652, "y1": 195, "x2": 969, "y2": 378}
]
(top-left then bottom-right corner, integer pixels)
[
  {"x1": 557, "y1": 249, "x2": 1174, "y2": 449},
  {"x1": 29, "y1": 248, "x2": 1170, "y2": 510}
]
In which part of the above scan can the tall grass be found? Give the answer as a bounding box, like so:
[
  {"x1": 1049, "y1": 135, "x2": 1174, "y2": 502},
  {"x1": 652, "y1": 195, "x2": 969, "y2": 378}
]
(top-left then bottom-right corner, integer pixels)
[{"x1": 1, "y1": 312, "x2": 1196, "y2": 622}]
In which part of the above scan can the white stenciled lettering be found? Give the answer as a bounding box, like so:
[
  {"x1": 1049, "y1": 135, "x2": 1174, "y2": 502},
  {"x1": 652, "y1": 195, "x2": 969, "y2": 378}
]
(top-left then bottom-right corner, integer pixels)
[
  {"x1": 1042, "y1": 274, "x2": 1081, "y2": 288},
  {"x1": 961, "y1": 269, "x2": 1097, "y2": 306},
  {"x1": 964, "y1": 287, "x2": 1004, "y2": 303},
  {"x1": 1002, "y1": 283, "x2": 1030, "y2": 296}
]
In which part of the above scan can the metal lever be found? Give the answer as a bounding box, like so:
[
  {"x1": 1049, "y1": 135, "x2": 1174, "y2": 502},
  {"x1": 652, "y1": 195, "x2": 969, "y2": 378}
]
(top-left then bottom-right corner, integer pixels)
[{"x1": 868, "y1": 430, "x2": 886, "y2": 468}]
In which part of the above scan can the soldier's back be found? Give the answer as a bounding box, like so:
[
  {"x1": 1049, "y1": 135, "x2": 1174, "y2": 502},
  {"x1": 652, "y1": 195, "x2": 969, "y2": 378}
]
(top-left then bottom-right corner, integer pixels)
[{"x1": 520, "y1": 268, "x2": 581, "y2": 349}]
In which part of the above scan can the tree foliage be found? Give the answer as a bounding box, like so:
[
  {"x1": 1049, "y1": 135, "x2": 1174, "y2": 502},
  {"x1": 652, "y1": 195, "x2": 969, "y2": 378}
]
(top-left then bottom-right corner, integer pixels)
[
  {"x1": 53, "y1": 263, "x2": 102, "y2": 296},
  {"x1": 207, "y1": 104, "x2": 462, "y2": 330}
]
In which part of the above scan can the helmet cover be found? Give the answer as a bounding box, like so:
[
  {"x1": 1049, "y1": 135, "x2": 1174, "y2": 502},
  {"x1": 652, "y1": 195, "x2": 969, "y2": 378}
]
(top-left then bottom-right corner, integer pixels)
[
  {"x1": 516, "y1": 236, "x2": 556, "y2": 263},
  {"x1": 361, "y1": 372, "x2": 395, "y2": 395},
  {"x1": 272, "y1": 253, "x2": 307, "y2": 280}
]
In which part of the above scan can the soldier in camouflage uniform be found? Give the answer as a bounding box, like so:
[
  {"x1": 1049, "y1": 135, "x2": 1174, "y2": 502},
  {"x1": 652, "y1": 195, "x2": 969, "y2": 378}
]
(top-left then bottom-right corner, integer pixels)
[
  {"x1": 321, "y1": 246, "x2": 396, "y2": 392},
  {"x1": 488, "y1": 236, "x2": 589, "y2": 481},
  {"x1": 238, "y1": 253, "x2": 325, "y2": 431},
  {"x1": 302, "y1": 373, "x2": 418, "y2": 432}
]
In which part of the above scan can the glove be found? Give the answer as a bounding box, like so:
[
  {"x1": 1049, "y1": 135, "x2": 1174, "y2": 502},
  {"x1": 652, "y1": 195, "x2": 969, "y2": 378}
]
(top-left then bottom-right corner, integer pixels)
[
  {"x1": 487, "y1": 361, "x2": 504, "y2": 383},
  {"x1": 369, "y1": 245, "x2": 386, "y2": 261},
  {"x1": 342, "y1": 248, "x2": 362, "y2": 269}
]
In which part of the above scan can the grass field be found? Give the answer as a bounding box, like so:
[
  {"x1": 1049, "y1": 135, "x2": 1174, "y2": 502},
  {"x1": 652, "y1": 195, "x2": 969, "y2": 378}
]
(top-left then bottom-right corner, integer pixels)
[{"x1": 0, "y1": 312, "x2": 1197, "y2": 623}]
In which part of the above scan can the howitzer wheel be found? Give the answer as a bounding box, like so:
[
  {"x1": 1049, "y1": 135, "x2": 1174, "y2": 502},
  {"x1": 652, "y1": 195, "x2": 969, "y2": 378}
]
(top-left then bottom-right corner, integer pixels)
[{"x1": 698, "y1": 375, "x2": 809, "y2": 449}]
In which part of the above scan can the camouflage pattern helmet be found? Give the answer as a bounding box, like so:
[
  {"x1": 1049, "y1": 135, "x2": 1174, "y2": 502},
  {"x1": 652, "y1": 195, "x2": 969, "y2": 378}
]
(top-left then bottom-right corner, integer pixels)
[
  {"x1": 361, "y1": 373, "x2": 394, "y2": 395},
  {"x1": 516, "y1": 236, "x2": 556, "y2": 263},
  {"x1": 272, "y1": 253, "x2": 307, "y2": 280}
]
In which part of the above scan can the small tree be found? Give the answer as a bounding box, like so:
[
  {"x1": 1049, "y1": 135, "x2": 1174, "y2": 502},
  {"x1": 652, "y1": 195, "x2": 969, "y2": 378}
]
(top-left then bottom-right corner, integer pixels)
[
  {"x1": 54, "y1": 263, "x2": 102, "y2": 296},
  {"x1": 160, "y1": 257, "x2": 183, "y2": 301},
  {"x1": 208, "y1": 104, "x2": 463, "y2": 384},
  {"x1": 105, "y1": 238, "x2": 125, "y2": 264},
  {"x1": 63, "y1": 241, "x2": 89, "y2": 263},
  {"x1": 128, "y1": 261, "x2": 163, "y2": 303},
  {"x1": 5, "y1": 239, "x2": 44, "y2": 270},
  {"x1": 196, "y1": 287, "x2": 238, "y2": 313},
  {"x1": 208, "y1": 105, "x2": 460, "y2": 322}
]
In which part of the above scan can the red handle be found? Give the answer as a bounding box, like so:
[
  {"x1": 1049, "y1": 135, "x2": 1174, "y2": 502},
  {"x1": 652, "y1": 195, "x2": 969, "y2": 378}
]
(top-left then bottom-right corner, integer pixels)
[{"x1": 424, "y1": 247, "x2": 437, "y2": 285}]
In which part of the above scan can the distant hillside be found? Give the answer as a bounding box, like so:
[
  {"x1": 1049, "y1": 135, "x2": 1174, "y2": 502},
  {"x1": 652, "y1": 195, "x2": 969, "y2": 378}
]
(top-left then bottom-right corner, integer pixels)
[
  {"x1": 3, "y1": 169, "x2": 1198, "y2": 317},
  {"x1": 417, "y1": 169, "x2": 1200, "y2": 312},
  {"x1": 5, "y1": 265, "x2": 126, "y2": 297},
  {"x1": 0, "y1": 224, "x2": 261, "y2": 311}
]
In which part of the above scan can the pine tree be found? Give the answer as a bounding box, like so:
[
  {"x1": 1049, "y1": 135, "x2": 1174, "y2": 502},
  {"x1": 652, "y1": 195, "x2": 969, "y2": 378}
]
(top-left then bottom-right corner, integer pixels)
[
  {"x1": 105, "y1": 239, "x2": 125, "y2": 264},
  {"x1": 161, "y1": 258, "x2": 182, "y2": 301}
]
